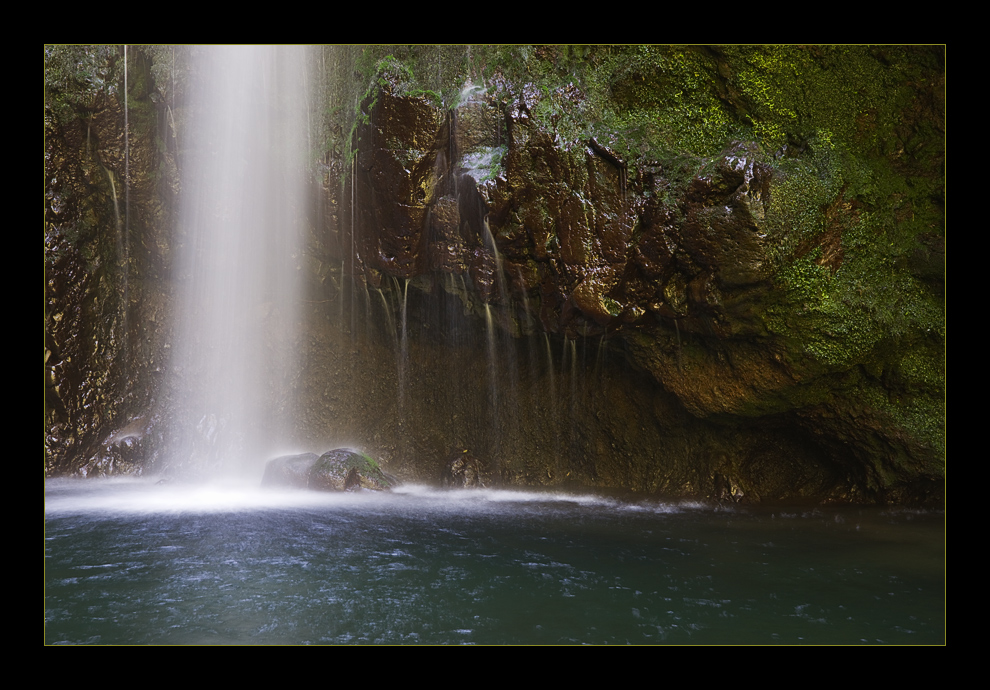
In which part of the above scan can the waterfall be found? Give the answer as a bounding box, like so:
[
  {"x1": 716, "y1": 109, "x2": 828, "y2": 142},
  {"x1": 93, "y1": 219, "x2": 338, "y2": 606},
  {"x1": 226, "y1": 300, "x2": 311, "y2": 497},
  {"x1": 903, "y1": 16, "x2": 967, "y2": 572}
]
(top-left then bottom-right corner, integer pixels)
[{"x1": 171, "y1": 46, "x2": 309, "y2": 478}]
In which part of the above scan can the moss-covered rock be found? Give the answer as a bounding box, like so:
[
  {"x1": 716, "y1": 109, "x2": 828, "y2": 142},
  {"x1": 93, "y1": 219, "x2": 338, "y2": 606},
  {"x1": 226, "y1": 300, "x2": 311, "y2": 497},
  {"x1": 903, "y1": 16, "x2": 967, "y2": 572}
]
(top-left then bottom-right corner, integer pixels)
[{"x1": 308, "y1": 449, "x2": 393, "y2": 492}]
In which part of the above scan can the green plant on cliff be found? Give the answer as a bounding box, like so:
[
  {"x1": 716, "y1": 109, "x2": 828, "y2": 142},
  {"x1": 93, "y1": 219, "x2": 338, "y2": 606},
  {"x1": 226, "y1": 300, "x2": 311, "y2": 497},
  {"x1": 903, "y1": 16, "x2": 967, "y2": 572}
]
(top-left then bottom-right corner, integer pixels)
[
  {"x1": 45, "y1": 45, "x2": 123, "y2": 125},
  {"x1": 343, "y1": 53, "x2": 424, "y2": 169}
]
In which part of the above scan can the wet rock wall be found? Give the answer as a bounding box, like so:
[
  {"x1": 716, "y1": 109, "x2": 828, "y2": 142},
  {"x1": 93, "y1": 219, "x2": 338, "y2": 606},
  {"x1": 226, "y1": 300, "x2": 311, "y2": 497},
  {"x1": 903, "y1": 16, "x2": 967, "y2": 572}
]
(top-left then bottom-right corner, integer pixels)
[{"x1": 44, "y1": 46, "x2": 944, "y2": 505}]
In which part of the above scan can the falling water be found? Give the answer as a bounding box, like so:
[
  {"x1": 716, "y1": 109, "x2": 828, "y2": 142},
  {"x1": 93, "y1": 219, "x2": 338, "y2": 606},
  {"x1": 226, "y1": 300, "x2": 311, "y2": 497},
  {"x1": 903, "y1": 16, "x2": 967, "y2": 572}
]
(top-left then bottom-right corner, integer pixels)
[
  {"x1": 544, "y1": 332, "x2": 562, "y2": 474},
  {"x1": 482, "y1": 303, "x2": 499, "y2": 454},
  {"x1": 349, "y1": 155, "x2": 357, "y2": 340},
  {"x1": 565, "y1": 338, "x2": 579, "y2": 457},
  {"x1": 171, "y1": 46, "x2": 309, "y2": 478},
  {"x1": 121, "y1": 45, "x2": 130, "y2": 380},
  {"x1": 399, "y1": 277, "x2": 410, "y2": 425},
  {"x1": 106, "y1": 165, "x2": 125, "y2": 357},
  {"x1": 596, "y1": 334, "x2": 609, "y2": 377},
  {"x1": 106, "y1": 169, "x2": 121, "y2": 233},
  {"x1": 376, "y1": 287, "x2": 397, "y2": 346}
]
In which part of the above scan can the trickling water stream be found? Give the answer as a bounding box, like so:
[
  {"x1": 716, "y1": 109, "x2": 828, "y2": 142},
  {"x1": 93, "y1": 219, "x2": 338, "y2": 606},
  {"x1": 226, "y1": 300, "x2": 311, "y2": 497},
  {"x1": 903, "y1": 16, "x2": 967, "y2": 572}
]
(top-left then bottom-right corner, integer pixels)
[{"x1": 121, "y1": 46, "x2": 130, "y2": 381}]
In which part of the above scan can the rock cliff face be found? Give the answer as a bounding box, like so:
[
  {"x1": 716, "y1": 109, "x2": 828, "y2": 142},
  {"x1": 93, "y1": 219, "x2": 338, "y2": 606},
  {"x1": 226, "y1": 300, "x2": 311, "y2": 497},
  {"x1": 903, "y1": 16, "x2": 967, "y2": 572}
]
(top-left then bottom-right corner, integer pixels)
[
  {"x1": 45, "y1": 46, "x2": 177, "y2": 477},
  {"x1": 45, "y1": 46, "x2": 944, "y2": 504}
]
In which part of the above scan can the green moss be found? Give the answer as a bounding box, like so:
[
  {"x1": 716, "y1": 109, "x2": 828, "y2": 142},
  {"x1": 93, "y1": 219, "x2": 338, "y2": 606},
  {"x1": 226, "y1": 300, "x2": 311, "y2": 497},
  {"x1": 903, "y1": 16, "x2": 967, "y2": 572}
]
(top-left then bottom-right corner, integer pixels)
[
  {"x1": 324, "y1": 46, "x2": 933, "y2": 171},
  {"x1": 765, "y1": 253, "x2": 870, "y2": 369},
  {"x1": 407, "y1": 88, "x2": 443, "y2": 107},
  {"x1": 601, "y1": 295, "x2": 622, "y2": 318},
  {"x1": 896, "y1": 347, "x2": 945, "y2": 395},
  {"x1": 767, "y1": 207, "x2": 942, "y2": 373},
  {"x1": 45, "y1": 45, "x2": 123, "y2": 125},
  {"x1": 762, "y1": 138, "x2": 842, "y2": 265},
  {"x1": 752, "y1": 48, "x2": 943, "y2": 383},
  {"x1": 371, "y1": 55, "x2": 414, "y2": 91},
  {"x1": 540, "y1": 45, "x2": 738, "y2": 159},
  {"x1": 719, "y1": 46, "x2": 898, "y2": 152},
  {"x1": 768, "y1": 233, "x2": 942, "y2": 381},
  {"x1": 357, "y1": 452, "x2": 393, "y2": 488},
  {"x1": 352, "y1": 46, "x2": 472, "y2": 108},
  {"x1": 858, "y1": 381, "x2": 945, "y2": 471},
  {"x1": 605, "y1": 47, "x2": 736, "y2": 157}
]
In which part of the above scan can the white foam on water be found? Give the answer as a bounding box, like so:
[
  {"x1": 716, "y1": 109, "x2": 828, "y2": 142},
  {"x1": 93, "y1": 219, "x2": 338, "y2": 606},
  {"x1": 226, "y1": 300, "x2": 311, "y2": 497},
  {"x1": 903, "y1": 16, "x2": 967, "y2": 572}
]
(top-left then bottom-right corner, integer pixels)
[{"x1": 45, "y1": 477, "x2": 694, "y2": 517}]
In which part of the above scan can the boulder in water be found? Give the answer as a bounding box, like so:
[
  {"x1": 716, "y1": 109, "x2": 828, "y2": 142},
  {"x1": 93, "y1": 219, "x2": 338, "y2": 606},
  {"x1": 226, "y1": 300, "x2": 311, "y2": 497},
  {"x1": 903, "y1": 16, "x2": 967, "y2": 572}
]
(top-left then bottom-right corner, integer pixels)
[
  {"x1": 307, "y1": 449, "x2": 393, "y2": 492},
  {"x1": 261, "y1": 452, "x2": 320, "y2": 489}
]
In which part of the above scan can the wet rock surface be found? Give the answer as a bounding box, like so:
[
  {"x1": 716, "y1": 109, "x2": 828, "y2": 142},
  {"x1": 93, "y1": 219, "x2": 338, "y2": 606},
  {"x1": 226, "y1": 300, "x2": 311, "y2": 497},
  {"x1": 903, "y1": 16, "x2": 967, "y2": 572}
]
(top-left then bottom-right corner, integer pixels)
[
  {"x1": 45, "y1": 46, "x2": 176, "y2": 477},
  {"x1": 307, "y1": 450, "x2": 393, "y2": 492},
  {"x1": 440, "y1": 450, "x2": 490, "y2": 488},
  {"x1": 350, "y1": 84, "x2": 781, "y2": 346},
  {"x1": 261, "y1": 450, "x2": 393, "y2": 491},
  {"x1": 334, "y1": 49, "x2": 943, "y2": 504}
]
